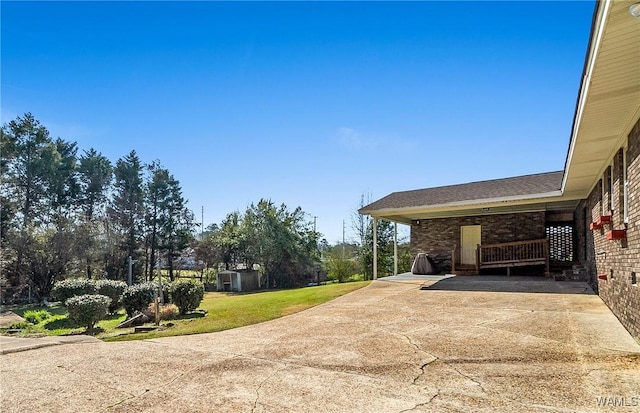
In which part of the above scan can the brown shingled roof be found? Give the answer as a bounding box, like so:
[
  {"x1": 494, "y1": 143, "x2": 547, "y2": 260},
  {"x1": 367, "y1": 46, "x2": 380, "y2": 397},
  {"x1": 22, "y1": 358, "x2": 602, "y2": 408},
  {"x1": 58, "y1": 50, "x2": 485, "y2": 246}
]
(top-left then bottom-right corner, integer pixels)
[{"x1": 360, "y1": 171, "x2": 564, "y2": 213}]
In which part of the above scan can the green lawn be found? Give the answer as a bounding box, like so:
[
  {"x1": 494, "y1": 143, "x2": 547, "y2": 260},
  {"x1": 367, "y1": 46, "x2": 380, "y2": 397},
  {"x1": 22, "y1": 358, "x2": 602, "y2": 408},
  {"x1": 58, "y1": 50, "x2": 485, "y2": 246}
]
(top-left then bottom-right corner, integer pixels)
[{"x1": 2, "y1": 281, "x2": 370, "y2": 341}]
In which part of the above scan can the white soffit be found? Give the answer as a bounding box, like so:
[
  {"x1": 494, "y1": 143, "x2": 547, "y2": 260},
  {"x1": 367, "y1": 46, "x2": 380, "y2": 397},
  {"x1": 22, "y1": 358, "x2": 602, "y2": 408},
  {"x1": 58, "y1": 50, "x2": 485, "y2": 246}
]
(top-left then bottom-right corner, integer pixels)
[{"x1": 563, "y1": 0, "x2": 640, "y2": 196}]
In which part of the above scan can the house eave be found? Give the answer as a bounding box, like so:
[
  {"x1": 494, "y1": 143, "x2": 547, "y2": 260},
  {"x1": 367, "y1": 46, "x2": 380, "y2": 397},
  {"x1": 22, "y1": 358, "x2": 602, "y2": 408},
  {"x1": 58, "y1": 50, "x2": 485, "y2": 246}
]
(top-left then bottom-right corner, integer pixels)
[
  {"x1": 361, "y1": 191, "x2": 582, "y2": 224},
  {"x1": 562, "y1": 0, "x2": 640, "y2": 197}
]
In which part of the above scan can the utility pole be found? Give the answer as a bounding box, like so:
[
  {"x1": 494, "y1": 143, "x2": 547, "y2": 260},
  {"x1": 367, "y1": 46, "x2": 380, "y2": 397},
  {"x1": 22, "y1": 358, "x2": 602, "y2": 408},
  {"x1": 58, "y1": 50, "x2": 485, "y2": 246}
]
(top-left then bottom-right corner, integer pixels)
[
  {"x1": 201, "y1": 206, "x2": 204, "y2": 240},
  {"x1": 342, "y1": 220, "x2": 346, "y2": 258}
]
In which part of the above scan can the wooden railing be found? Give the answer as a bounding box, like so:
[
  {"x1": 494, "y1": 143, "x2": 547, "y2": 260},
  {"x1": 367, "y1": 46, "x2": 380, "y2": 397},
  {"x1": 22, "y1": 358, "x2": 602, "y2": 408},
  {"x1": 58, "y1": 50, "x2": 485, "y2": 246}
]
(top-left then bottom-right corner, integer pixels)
[{"x1": 477, "y1": 238, "x2": 549, "y2": 275}]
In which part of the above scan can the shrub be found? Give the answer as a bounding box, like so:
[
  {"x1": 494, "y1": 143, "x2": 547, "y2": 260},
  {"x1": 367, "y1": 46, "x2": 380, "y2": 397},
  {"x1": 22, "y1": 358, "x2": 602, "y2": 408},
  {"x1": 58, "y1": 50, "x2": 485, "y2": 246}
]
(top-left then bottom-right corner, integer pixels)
[
  {"x1": 96, "y1": 280, "x2": 128, "y2": 313},
  {"x1": 23, "y1": 309, "x2": 52, "y2": 325},
  {"x1": 146, "y1": 303, "x2": 179, "y2": 321},
  {"x1": 170, "y1": 280, "x2": 204, "y2": 315},
  {"x1": 8, "y1": 321, "x2": 31, "y2": 330},
  {"x1": 65, "y1": 294, "x2": 111, "y2": 332},
  {"x1": 326, "y1": 253, "x2": 358, "y2": 283},
  {"x1": 52, "y1": 279, "x2": 96, "y2": 302},
  {"x1": 122, "y1": 283, "x2": 156, "y2": 318}
]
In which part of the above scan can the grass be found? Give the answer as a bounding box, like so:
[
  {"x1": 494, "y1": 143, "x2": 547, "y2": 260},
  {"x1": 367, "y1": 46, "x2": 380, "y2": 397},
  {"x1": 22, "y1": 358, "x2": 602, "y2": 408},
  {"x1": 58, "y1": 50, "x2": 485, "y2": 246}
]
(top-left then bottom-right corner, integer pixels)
[
  {"x1": 2, "y1": 302, "x2": 128, "y2": 336},
  {"x1": 105, "y1": 281, "x2": 370, "y2": 341},
  {"x1": 1, "y1": 281, "x2": 370, "y2": 341}
]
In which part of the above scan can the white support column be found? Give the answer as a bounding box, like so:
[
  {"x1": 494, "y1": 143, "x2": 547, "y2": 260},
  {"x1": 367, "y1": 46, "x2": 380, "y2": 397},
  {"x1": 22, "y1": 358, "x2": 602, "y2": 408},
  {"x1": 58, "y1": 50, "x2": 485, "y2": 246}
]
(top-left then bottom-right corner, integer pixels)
[
  {"x1": 373, "y1": 217, "x2": 378, "y2": 280},
  {"x1": 237, "y1": 272, "x2": 242, "y2": 292},
  {"x1": 393, "y1": 222, "x2": 398, "y2": 276}
]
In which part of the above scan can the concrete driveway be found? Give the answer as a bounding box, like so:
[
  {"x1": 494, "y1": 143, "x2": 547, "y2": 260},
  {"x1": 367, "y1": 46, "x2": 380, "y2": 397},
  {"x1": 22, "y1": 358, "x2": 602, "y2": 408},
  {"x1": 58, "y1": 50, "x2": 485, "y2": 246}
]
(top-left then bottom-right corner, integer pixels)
[{"x1": 2, "y1": 277, "x2": 639, "y2": 412}]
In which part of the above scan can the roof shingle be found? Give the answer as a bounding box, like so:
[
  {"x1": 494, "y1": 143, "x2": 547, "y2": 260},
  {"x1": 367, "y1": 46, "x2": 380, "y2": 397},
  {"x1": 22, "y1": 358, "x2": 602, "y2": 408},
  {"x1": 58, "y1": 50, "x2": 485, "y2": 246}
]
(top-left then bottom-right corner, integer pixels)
[{"x1": 360, "y1": 171, "x2": 564, "y2": 213}]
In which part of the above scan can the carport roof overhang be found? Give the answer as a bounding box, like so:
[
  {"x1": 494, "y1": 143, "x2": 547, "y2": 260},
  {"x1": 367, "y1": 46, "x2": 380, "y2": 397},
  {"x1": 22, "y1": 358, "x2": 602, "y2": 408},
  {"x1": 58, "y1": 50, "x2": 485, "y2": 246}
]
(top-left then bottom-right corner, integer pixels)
[
  {"x1": 562, "y1": 0, "x2": 640, "y2": 197},
  {"x1": 362, "y1": 192, "x2": 581, "y2": 225}
]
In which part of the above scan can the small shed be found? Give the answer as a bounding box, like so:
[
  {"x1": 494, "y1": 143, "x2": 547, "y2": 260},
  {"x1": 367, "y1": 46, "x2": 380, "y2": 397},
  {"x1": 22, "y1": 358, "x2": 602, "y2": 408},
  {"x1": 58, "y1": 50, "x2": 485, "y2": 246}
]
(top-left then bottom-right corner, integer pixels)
[{"x1": 216, "y1": 270, "x2": 260, "y2": 292}]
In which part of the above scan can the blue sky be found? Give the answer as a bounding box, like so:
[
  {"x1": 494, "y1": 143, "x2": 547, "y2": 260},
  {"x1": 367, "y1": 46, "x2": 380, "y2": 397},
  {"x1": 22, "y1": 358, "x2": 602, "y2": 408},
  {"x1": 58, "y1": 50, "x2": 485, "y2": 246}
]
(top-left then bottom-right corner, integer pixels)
[{"x1": 1, "y1": 1, "x2": 595, "y2": 243}]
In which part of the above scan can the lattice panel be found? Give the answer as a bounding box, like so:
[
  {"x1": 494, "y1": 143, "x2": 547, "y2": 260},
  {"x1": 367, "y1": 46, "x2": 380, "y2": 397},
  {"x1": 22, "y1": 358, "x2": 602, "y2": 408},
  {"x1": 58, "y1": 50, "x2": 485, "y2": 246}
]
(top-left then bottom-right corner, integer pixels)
[{"x1": 546, "y1": 225, "x2": 573, "y2": 262}]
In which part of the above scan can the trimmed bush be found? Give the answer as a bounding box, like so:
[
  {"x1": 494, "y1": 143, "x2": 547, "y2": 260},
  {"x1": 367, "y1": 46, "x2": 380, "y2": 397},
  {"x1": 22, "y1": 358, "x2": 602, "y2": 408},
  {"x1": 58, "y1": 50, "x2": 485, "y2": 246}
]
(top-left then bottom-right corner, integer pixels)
[
  {"x1": 122, "y1": 283, "x2": 156, "y2": 317},
  {"x1": 65, "y1": 294, "x2": 111, "y2": 332},
  {"x1": 23, "y1": 309, "x2": 52, "y2": 325},
  {"x1": 170, "y1": 280, "x2": 204, "y2": 315},
  {"x1": 96, "y1": 280, "x2": 128, "y2": 313},
  {"x1": 52, "y1": 279, "x2": 96, "y2": 302}
]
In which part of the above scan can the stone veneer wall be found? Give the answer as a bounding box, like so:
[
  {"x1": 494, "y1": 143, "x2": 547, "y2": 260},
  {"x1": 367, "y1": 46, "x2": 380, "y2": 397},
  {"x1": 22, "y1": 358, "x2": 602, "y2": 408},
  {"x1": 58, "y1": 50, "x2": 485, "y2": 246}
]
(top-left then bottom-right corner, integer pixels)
[
  {"x1": 582, "y1": 116, "x2": 640, "y2": 339},
  {"x1": 410, "y1": 212, "x2": 546, "y2": 272}
]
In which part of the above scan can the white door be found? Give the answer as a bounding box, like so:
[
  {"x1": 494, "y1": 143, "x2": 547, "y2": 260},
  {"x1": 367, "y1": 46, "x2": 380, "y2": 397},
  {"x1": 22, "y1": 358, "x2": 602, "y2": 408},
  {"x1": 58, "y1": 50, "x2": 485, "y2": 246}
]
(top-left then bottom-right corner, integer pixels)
[{"x1": 461, "y1": 225, "x2": 481, "y2": 265}]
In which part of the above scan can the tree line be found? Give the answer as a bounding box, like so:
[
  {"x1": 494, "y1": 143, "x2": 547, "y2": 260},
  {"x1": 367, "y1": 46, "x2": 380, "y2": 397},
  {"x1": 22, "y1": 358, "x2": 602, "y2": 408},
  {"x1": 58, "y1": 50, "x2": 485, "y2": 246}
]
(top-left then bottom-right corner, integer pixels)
[
  {"x1": 0, "y1": 113, "x2": 331, "y2": 301},
  {"x1": 195, "y1": 200, "x2": 321, "y2": 288},
  {"x1": 1, "y1": 113, "x2": 196, "y2": 300},
  {"x1": 1, "y1": 113, "x2": 411, "y2": 303}
]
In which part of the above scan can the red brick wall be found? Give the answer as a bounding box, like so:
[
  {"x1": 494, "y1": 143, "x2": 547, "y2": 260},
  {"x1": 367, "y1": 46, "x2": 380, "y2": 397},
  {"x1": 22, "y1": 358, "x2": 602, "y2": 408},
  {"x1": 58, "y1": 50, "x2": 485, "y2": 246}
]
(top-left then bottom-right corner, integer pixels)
[
  {"x1": 410, "y1": 212, "x2": 546, "y2": 271},
  {"x1": 583, "y1": 116, "x2": 640, "y2": 339}
]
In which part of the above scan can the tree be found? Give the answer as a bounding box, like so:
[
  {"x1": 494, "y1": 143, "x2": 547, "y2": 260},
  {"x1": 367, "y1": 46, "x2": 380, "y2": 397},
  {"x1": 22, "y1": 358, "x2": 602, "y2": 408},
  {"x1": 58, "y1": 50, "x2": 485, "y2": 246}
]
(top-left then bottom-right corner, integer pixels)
[
  {"x1": 215, "y1": 212, "x2": 242, "y2": 270},
  {"x1": 48, "y1": 138, "x2": 79, "y2": 219},
  {"x1": 41, "y1": 138, "x2": 80, "y2": 297},
  {"x1": 2, "y1": 113, "x2": 58, "y2": 229},
  {"x1": 194, "y1": 223, "x2": 221, "y2": 274},
  {"x1": 143, "y1": 163, "x2": 195, "y2": 281},
  {"x1": 77, "y1": 149, "x2": 112, "y2": 279},
  {"x1": 144, "y1": 161, "x2": 169, "y2": 280},
  {"x1": 241, "y1": 199, "x2": 320, "y2": 288},
  {"x1": 155, "y1": 172, "x2": 194, "y2": 280},
  {"x1": 78, "y1": 149, "x2": 112, "y2": 221},
  {"x1": 108, "y1": 151, "x2": 144, "y2": 280},
  {"x1": 1, "y1": 114, "x2": 57, "y2": 288},
  {"x1": 353, "y1": 193, "x2": 396, "y2": 279},
  {"x1": 397, "y1": 242, "x2": 413, "y2": 274},
  {"x1": 0, "y1": 114, "x2": 197, "y2": 301},
  {"x1": 325, "y1": 250, "x2": 358, "y2": 283},
  {"x1": 352, "y1": 192, "x2": 372, "y2": 255},
  {"x1": 0, "y1": 113, "x2": 79, "y2": 298},
  {"x1": 357, "y1": 218, "x2": 395, "y2": 279}
]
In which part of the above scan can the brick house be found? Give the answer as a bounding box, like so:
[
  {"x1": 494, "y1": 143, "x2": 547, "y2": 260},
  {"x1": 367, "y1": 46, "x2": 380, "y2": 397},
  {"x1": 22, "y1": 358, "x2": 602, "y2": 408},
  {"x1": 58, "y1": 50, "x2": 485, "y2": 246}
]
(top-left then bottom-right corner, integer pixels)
[{"x1": 359, "y1": 0, "x2": 640, "y2": 338}]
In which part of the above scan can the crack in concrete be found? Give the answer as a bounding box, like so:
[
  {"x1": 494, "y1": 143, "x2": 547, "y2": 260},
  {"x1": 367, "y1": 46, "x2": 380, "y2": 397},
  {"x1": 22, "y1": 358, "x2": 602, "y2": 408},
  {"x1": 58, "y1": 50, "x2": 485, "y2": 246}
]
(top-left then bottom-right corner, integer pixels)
[
  {"x1": 397, "y1": 333, "x2": 439, "y2": 385},
  {"x1": 54, "y1": 363, "x2": 141, "y2": 409},
  {"x1": 446, "y1": 364, "x2": 487, "y2": 394},
  {"x1": 412, "y1": 361, "x2": 435, "y2": 385},
  {"x1": 102, "y1": 363, "x2": 205, "y2": 410},
  {"x1": 398, "y1": 391, "x2": 439, "y2": 412},
  {"x1": 342, "y1": 324, "x2": 441, "y2": 385},
  {"x1": 103, "y1": 389, "x2": 150, "y2": 410},
  {"x1": 52, "y1": 363, "x2": 139, "y2": 411},
  {"x1": 251, "y1": 365, "x2": 288, "y2": 413},
  {"x1": 158, "y1": 364, "x2": 202, "y2": 389}
]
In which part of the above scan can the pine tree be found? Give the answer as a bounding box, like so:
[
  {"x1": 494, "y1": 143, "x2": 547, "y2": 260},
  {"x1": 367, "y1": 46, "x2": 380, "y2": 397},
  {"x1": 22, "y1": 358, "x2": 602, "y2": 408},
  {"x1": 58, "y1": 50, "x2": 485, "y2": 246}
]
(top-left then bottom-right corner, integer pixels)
[{"x1": 108, "y1": 150, "x2": 144, "y2": 280}]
